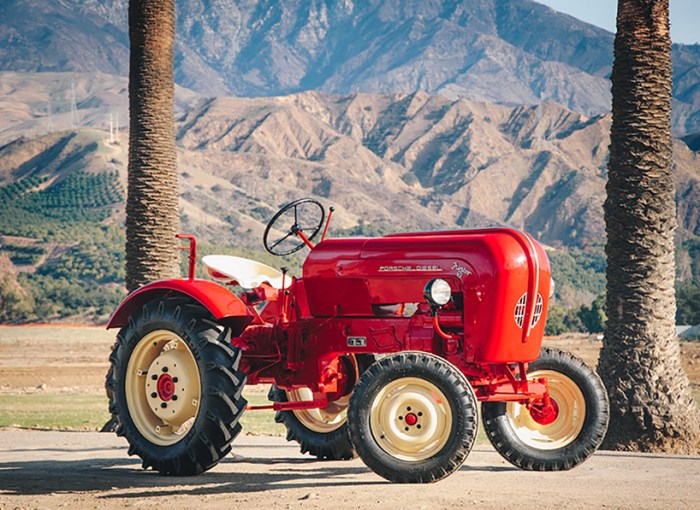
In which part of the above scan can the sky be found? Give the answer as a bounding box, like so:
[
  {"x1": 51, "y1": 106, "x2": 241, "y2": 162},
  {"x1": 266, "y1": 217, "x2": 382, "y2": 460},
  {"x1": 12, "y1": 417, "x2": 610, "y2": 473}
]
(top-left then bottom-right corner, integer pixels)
[{"x1": 536, "y1": 0, "x2": 700, "y2": 45}]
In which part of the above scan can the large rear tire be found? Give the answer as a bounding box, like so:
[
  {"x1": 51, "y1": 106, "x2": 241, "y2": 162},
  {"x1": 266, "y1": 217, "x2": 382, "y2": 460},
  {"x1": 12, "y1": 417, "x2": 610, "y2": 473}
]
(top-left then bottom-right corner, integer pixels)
[
  {"x1": 268, "y1": 385, "x2": 354, "y2": 460},
  {"x1": 481, "y1": 347, "x2": 609, "y2": 471},
  {"x1": 107, "y1": 297, "x2": 247, "y2": 475},
  {"x1": 268, "y1": 354, "x2": 374, "y2": 460},
  {"x1": 348, "y1": 352, "x2": 478, "y2": 483}
]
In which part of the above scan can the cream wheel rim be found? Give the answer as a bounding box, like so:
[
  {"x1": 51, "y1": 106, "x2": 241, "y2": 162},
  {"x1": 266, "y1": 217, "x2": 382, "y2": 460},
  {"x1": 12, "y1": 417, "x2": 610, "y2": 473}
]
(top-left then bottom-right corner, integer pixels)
[
  {"x1": 287, "y1": 387, "x2": 349, "y2": 433},
  {"x1": 125, "y1": 330, "x2": 201, "y2": 446},
  {"x1": 506, "y1": 369, "x2": 585, "y2": 450},
  {"x1": 369, "y1": 377, "x2": 452, "y2": 462}
]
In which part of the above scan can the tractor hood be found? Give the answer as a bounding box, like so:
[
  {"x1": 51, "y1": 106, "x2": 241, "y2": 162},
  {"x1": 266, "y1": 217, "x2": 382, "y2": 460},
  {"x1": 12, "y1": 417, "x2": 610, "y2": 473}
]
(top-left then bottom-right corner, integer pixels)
[{"x1": 302, "y1": 228, "x2": 551, "y2": 362}]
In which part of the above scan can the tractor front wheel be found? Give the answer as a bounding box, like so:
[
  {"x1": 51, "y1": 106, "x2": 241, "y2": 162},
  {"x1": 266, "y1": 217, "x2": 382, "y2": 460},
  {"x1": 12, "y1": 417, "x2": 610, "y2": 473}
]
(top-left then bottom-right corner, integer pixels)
[
  {"x1": 107, "y1": 297, "x2": 247, "y2": 475},
  {"x1": 348, "y1": 352, "x2": 478, "y2": 483},
  {"x1": 481, "y1": 347, "x2": 609, "y2": 471}
]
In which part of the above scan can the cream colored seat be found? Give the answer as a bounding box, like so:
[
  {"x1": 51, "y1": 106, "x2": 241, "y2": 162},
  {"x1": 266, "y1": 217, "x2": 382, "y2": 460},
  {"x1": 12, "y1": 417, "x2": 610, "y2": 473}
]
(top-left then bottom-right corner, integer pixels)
[{"x1": 202, "y1": 255, "x2": 291, "y2": 289}]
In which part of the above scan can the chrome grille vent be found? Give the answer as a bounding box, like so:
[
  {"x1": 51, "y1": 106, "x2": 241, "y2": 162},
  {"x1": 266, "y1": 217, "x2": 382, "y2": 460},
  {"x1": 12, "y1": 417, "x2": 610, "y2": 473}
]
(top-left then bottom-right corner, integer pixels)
[{"x1": 514, "y1": 293, "x2": 544, "y2": 329}]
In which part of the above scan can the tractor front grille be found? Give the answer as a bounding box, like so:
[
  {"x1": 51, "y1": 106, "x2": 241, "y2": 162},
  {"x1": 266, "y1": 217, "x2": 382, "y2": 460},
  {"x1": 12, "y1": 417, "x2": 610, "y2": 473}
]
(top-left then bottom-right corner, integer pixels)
[{"x1": 514, "y1": 292, "x2": 544, "y2": 329}]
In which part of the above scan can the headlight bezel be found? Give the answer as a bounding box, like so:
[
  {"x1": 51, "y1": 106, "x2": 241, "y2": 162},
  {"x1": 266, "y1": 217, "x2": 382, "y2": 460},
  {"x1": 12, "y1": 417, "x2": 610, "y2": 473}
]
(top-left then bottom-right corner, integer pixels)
[{"x1": 423, "y1": 278, "x2": 452, "y2": 308}]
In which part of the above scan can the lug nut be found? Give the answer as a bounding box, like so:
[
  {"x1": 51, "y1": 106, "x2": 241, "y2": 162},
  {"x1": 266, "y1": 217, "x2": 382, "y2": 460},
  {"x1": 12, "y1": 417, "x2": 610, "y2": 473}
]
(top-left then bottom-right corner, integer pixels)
[
  {"x1": 172, "y1": 395, "x2": 178, "y2": 401},
  {"x1": 172, "y1": 377, "x2": 178, "y2": 383},
  {"x1": 151, "y1": 374, "x2": 158, "y2": 380},
  {"x1": 160, "y1": 403, "x2": 167, "y2": 409},
  {"x1": 151, "y1": 392, "x2": 157, "y2": 398},
  {"x1": 162, "y1": 366, "x2": 168, "y2": 373}
]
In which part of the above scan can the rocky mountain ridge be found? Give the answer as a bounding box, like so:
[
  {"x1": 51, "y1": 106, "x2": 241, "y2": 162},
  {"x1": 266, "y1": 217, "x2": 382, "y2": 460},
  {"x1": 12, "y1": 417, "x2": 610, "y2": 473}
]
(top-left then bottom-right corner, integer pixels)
[
  {"x1": 2, "y1": 73, "x2": 698, "y2": 253},
  {"x1": 1, "y1": 0, "x2": 699, "y2": 134}
]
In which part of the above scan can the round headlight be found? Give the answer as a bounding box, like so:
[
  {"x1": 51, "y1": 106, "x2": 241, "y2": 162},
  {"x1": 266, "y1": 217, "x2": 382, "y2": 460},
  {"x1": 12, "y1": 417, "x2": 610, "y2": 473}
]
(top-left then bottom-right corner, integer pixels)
[{"x1": 424, "y1": 278, "x2": 452, "y2": 307}]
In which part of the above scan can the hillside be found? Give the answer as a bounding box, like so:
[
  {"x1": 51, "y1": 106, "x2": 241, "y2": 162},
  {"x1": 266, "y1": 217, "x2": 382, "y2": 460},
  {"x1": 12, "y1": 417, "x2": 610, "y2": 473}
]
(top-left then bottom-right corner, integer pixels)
[
  {"x1": 2, "y1": 77, "x2": 699, "y2": 249},
  {"x1": 1, "y1": 0, "x2": 700, "y2": 134},
  {"x1": 172, "y1": 90, "x2": 700, "y2": 247},
  {"x1": 1, "y1": 88, "x2": 699, "y2": 321}
]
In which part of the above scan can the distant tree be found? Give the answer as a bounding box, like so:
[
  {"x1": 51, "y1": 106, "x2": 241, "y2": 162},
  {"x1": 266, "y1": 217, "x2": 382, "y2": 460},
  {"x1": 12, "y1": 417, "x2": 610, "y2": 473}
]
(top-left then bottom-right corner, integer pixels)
[
  {"x1": 578, "y1": 293, "x2": 606, "y2": 333},
  {"x1": 0, "y1": 254, "x2": 34, "y2": 323},
  {"x1": 676, "y1": 280, "x2": 700, "y2": 325},
  {"x1": 544, "y1": 305, "x2": 586, "y2": 336},
  {"x1": 125, "y1": 0, "x2": 179, "y2": 291},
  {"x1": 598, "y1": 0, "x2": 700, "y2": 452}
]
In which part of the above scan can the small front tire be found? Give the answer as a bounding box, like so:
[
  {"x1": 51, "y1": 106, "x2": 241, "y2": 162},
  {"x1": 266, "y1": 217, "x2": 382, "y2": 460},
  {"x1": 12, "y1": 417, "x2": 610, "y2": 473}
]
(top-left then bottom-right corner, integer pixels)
[{"x1": 348, "y1": 352, "x2": 478, "y2": 483}]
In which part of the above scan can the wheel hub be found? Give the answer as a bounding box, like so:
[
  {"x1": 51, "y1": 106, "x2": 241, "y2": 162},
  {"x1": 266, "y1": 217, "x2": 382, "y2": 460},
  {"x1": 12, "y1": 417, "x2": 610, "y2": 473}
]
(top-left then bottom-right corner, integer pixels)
[
  {"x1": 529, "y1": 398, "x2": 559, "y2": 425},
  {"x1": 404, "y1": 412, "x2": 418, "y2": 426},
  {"x1": 157, "y1": 373, "x2": 175, "y2": 401},
  {"x1": 370, "y1": 377, "x2": 452, "y2": 462},
  {"x1": 504, "y1": 369, "x2": 586, "y2": 450},
  {"x1": 145, "y1": 347, "x2": 198, "y2": 424}
]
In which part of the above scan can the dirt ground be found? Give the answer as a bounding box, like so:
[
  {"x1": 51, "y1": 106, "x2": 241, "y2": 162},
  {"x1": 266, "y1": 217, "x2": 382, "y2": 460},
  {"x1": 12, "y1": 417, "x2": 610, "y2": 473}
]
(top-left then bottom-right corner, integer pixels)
[
  {"x1": 1, "y1": 430, "x2": 699, "y2": 510},
  {"x1": 0, "y1": 326, "x2": 699, "y2": 509}
]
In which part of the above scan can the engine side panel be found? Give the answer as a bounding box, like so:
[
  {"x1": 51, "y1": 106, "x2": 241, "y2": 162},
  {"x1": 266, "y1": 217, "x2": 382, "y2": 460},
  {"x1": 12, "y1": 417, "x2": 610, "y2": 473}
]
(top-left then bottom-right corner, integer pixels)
[{"x1": 301, "y1": 229, "x2": 550, "y2": 363}]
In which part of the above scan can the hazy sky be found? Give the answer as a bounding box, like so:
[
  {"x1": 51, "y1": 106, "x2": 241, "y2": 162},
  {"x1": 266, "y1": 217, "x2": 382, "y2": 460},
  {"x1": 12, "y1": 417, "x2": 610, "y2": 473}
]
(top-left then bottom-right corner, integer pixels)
[{"x1": 536, "y1": 0, "x2": 700, "y2": 45}]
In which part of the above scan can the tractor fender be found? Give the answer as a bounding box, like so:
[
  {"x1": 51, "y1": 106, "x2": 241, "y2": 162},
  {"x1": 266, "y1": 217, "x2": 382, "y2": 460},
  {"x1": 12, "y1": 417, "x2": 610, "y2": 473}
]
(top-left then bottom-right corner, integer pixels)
[{"x1": 107, "y1": 278, "x2": 253, "y2": 333}]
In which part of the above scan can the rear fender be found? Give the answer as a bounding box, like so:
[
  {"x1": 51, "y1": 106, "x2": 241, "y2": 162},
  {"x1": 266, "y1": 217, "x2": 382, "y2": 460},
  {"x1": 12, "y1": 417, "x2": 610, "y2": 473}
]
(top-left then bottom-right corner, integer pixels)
[{"x1": 107, "y1": 279, "x2": 253, "y2": 334}]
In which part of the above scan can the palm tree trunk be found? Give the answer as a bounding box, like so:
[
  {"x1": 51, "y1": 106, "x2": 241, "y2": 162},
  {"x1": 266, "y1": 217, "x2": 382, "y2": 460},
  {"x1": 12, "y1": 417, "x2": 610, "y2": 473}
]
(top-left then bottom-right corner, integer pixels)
[
  {"x1": 599, "y1": 0, "x2": 699, "y2": 452},
  {"x1": 125, "y1": 0, "x2": 179, "y2": 292}
]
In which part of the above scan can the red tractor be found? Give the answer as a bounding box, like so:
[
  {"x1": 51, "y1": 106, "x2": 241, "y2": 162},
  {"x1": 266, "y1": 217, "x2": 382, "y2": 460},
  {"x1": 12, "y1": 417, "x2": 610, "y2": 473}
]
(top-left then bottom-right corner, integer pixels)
[{"x1": 107, "y1": 198, "x2": 609, "y2": 483}]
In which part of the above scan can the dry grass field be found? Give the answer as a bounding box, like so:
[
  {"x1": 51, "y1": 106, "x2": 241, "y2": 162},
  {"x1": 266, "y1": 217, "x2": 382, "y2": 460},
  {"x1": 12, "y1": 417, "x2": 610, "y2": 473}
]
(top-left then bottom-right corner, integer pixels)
[{"x1": 0, "y1": 325, "x2": 698, "y2": 431}]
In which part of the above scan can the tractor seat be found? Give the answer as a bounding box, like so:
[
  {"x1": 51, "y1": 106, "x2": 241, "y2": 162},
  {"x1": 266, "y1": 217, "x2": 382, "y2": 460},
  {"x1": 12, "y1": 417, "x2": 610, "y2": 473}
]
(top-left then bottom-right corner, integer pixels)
[{"x1": 202, "y1": 255, "x2": 292, "y2": 289}]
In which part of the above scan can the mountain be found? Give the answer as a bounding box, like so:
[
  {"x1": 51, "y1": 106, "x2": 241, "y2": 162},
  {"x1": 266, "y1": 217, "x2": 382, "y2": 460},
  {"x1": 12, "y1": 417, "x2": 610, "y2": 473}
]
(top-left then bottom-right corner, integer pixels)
[
  {"x1": 2, "y1": 0, "x2": 700, "y2": 134},
  {"x1": 2, "y1": 73, "x2": 699, "y2": 319},
  {"x1": 2, "y1": 74, "x2": 698, "y2": 251},
  {"x1": 173, "y1": 90, "x2": 700, "y2": 247}
]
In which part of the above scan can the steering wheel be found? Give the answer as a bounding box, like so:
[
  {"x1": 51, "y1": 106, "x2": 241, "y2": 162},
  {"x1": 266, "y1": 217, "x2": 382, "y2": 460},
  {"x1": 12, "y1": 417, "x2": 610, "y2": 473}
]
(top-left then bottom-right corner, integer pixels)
[{"x1": 263, "y1": 198, "x2": 325, "y2": 256}]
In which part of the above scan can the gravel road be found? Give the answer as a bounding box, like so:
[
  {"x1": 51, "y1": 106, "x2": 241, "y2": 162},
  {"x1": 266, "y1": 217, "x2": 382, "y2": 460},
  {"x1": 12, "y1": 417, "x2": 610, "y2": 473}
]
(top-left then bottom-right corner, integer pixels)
[{"x1": 0, "y1": 429, "x2": 698, "y2": 510}]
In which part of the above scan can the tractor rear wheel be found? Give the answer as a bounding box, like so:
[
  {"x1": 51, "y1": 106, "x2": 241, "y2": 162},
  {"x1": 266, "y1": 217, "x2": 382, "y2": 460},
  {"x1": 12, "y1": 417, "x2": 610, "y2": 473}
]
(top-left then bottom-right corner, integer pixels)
[
  {"x1": 348, "y1": 352, "x2": 478, "y2": 483},
  {"x1": 107, "y1": 297, "x2": 247, "y2": 475},
  {"x1": 481, "y1": 347, "x2": 609, "y2": 471},
  {"x1": 268, "y1": 354, "x2": 374, "y2": 460},
  {"x1": 268, "y1": 385, "x2": 354, "y2": 460}
]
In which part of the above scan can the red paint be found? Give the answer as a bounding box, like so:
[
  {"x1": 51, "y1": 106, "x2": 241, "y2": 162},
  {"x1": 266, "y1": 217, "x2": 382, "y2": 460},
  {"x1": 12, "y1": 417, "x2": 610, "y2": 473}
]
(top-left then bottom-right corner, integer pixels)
[
  {"x1": 157, "y1": 374, "x2": 175, "y2": 401},
  {"x1": 404, "y1": 413, "x2": 418, "y2": 426},
  {"x1": 529, "y1": 398, "x2": 560, "y2": 425},
  {"x1": 111, "y1": 226, "x2": 554, "y2": 407},
  {"x1": 106, "y1": 279, "x2": 253, "y2": 331},
  {"x1": 176, "y1": 234, "x2": 197, "y2": 280}
]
